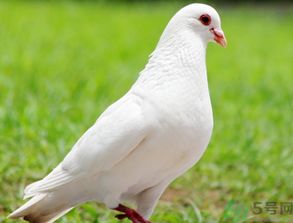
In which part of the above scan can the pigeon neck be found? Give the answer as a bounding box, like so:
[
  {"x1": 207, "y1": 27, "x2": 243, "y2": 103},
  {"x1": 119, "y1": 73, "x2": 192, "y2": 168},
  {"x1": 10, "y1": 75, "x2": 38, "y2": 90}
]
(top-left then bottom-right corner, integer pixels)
[
  {"x1": 137, "y1": 29, "x2": 208, "y2": 87},
  {"x1": 132, "y1": 29, "x2": 211, "y2": 112}
]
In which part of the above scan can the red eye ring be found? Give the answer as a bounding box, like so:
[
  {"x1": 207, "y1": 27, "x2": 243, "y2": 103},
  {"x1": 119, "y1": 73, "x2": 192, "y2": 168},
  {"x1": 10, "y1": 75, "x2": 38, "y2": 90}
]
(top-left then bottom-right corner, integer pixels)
[{"x1": 199, "y1": 14, "x2": 211, "y2": 26}]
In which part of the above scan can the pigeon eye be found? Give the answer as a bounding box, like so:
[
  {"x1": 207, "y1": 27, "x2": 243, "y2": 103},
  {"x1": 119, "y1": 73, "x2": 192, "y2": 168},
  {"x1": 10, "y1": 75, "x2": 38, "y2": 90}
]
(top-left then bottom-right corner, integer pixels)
[{"x1": 199, "y1": 14, "x2": 211, "y2": 26}]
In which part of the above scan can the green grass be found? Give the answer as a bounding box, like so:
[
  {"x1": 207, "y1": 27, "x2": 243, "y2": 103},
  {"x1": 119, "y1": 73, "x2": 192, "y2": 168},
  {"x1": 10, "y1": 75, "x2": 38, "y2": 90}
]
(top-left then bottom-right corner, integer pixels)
[{"x1": 0, "y1": 1, "x2": 292, "y2": 223}]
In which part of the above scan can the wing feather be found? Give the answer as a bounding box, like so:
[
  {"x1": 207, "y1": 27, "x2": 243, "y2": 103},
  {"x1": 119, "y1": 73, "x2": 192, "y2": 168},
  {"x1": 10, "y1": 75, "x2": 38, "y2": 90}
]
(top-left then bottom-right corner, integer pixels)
[{"x1": 24, "y1": 94, "x2": 149, "y2": 197}]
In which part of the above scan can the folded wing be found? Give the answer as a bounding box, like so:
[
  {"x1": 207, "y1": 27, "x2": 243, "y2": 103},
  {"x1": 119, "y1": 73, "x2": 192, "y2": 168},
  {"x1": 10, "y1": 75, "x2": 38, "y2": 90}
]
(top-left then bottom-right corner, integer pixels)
[{"x1": 24, "y1": 94, "x2": 149, "y2": 198}]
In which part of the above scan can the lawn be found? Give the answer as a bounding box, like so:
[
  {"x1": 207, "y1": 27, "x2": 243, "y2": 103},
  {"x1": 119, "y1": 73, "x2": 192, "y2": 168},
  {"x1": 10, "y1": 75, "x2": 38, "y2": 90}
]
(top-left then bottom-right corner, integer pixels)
[{"x1": 0, "y1": 1, "x2": 292, "y2": 223}]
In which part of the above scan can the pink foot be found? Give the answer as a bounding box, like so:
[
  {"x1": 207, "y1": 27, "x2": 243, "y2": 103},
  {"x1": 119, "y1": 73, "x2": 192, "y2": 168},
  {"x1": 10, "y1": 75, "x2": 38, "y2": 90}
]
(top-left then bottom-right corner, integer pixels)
[{"x1": 113, "y1": 204, "x2": 151, "y2": 223}]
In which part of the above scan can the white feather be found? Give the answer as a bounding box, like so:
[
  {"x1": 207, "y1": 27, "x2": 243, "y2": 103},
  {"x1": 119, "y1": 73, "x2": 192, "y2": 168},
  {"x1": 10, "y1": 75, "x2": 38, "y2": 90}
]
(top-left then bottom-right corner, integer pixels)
[{"x1": 9, "y1": 3, "x2": 225, "y2": 222}]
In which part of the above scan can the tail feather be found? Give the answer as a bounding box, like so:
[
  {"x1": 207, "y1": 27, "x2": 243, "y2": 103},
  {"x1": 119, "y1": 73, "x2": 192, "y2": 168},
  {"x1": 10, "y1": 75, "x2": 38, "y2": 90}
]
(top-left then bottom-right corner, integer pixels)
[
  {"x1": 8, "y1": 194, "x2": 72, "y2": 223},
  {"x1": 9, "y1": 194, "x2": 47, "y2": 219},
  {"x1": 22, "y1": 207, "x2": 72, "y2": 223}
]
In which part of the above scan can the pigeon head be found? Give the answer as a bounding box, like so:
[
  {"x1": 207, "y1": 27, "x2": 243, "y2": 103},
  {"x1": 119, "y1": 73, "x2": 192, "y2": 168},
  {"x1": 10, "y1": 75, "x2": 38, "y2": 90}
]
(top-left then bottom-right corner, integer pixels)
[
  {"x1": 162, "y1": 3, "x2": 227, "y2": 48},
  {"x1": 188, "y1": 4, "x2": 227, "y2": 47}
]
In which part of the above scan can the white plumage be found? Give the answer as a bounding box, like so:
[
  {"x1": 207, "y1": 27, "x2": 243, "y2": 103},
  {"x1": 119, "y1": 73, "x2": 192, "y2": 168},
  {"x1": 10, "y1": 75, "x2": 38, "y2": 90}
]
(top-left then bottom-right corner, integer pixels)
[{"x1": 9, "y1": 3, "x2": 226, "y2": 223}]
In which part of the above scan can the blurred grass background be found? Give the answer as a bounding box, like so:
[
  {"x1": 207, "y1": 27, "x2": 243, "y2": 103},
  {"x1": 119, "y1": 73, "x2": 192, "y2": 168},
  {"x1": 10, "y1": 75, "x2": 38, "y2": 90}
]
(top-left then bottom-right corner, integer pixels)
[{"x1": 0, "y1": 1, "x2": 292, "y2": 222}]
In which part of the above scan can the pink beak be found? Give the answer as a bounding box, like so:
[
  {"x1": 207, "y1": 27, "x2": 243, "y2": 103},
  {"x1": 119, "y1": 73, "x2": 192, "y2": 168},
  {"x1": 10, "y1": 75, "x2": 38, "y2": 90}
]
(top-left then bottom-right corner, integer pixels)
[{"x1": 210, "y1": 28, "x2": 227, "y2": 48}]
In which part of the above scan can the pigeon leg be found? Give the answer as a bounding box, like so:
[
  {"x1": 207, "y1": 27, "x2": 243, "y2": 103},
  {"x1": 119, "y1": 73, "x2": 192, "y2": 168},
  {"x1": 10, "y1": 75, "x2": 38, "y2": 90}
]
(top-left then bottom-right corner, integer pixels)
[
  {"x1": 113, "y1": 204, "x2": 151, "y2": 223},
  {"x1": 136, "y1": 180, "x2": 169, "y2": 219}
]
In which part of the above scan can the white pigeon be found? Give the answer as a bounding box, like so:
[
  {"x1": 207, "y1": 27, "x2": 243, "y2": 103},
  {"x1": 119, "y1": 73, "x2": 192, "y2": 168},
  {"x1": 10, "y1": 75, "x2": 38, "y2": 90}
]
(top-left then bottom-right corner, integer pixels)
[{"x1": 9, "y1": 3, "x2": 226, "y2": 223}]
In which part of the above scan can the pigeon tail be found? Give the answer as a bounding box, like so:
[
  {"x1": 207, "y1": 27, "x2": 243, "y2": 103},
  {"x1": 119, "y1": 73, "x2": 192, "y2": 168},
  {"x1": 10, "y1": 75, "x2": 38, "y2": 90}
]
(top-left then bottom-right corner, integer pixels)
[{"x1": 8, "y1": 193, "x2": 72, "y2": 223}]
